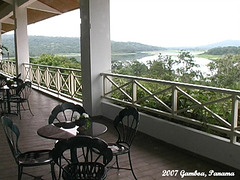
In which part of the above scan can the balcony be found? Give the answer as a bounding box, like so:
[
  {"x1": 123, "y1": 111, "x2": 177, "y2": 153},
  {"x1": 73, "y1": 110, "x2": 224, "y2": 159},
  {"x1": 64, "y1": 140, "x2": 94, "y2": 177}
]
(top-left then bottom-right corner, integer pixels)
[
  {"x1": 0, "y1": 62, "x2": 240, "y2": 179},
  {"x1": 2, "y1": 1, "x2": 239, "y2": 178},
  {"x1": 0, "y1": 89, "x2": 240, "y2": 179}
]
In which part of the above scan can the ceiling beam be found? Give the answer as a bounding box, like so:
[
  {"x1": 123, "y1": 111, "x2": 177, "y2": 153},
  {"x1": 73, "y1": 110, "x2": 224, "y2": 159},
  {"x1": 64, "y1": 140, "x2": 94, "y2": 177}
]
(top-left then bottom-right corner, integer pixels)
[
  {"x1": 18, "y1": 0, "x2": 37, "y2": 8},
  {"x1": 28, "y1": 1, "x2": 61, "y2": 14},
  {"x1": 2, "y1": 0, "x2": 13, "y2": 4},
  {"x1": 1, "y1": 17, "x2": 14, "y2": 24}
]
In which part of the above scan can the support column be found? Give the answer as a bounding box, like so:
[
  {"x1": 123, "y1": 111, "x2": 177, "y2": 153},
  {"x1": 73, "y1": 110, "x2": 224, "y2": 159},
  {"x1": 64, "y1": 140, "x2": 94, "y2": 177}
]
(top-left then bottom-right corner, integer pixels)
[
  {"x1": 14, "y1": 3, "x2": 29, "y2": 77},
  {"x1": 80, "y1": 0, "x2": 111, "y2": 116}
]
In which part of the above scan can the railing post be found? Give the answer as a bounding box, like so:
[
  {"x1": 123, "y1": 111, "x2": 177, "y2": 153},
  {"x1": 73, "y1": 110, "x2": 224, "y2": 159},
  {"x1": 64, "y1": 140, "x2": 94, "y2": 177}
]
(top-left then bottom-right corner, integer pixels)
[
  {"x1": 56, "y1": 69, "x2": 61, "y2": 93},
  {"x1": 29, "y1": 64, "x2": 33, "y2": 82},
  {"x1": 7, "y1": 61, "x2": 9, "y2": 74},
  {"x1": 36, "y1": 66, "x2": 40, "y2": 86},
  {"x1": 23, "y1": 63, "x2": 26, "y2": 79},
  {"x1": 11, "y1": 61, "x2": 14, "y2": 75},
  {"x1": 69, "y1": 71, "x2": 75, "y2": 97},
  {"x1": 172, "y1": 85, "x2": 178, "y2": 116},
  {"x1": 45, "y1": 68, "x2": 50, "y2": 88},
  {"x1": 23, "y1": 63, "x2": 30, "y2": 81},
  {"x1": 102, "y1": 74, "x2": 106, "y2": 97},
  {"x1": 132, "y1": 79, "x2": 137, "y2": 105},
  {"x1": 231, "y1": 95, "x2": 238, "y2": 143}
]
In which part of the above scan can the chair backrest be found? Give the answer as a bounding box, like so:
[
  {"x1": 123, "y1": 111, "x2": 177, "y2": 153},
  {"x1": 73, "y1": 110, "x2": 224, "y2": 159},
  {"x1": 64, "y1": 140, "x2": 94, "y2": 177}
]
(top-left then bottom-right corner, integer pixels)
[
  {"x1": 14, "y1": 78, "x2": 24, "y2": 86},
  {"x1": 48, "y1": 102, "x2": 86, "y2": 124},
  {"x1": 52, "y1": 136, "x2": 113, "y2": 180},
  {"x1": 114, "y1": 106, "x2": 140, "y2": 147},
  {"x1": 16, "y1": 81, "x2": 31, "y2": 99},
  {"x1": 22, "y1": 81, "x2": 32, "y2": 99},
  {"x1": 0, "y1": 74, "x2": 7, "y2": 87},
  {"x1": 13, "y1": 73, "x2": 23, "y2": 86},
  {"x1": 1, "y1": 116, "x2": 21, "y2": 164}
]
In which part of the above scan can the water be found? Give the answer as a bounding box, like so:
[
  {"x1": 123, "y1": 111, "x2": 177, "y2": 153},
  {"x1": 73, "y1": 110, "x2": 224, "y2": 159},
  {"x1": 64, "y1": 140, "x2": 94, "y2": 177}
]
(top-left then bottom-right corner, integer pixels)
[
  {"x1": 64, "y1": 50, "x2": 212, "y2": 77},
  {"x1": 137, "y1": 52, "x2": 212, "y2": 77}
]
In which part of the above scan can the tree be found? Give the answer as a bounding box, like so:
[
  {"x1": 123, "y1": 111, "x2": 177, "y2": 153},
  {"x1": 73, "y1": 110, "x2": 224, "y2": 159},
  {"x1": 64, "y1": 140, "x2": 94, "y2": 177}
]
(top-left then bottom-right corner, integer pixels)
[
  {"x1": 207, "y1": 54, "x2": 240, "y2": 88},
  {"x1": 112, "y1": 60, "x2": 148, "y2": 76},
  {"x1": 0, "y1": 45, "x2": 9, "y2": 56},
  {"x1": 175, "y1": 50, "x2": 203, "y2": 83},
  {"x1": 31, "y1": 54, "x2": 81, "y2": 69},
  {"x1": 147, "y1": 53, "x2": 175, "y2": 80}
]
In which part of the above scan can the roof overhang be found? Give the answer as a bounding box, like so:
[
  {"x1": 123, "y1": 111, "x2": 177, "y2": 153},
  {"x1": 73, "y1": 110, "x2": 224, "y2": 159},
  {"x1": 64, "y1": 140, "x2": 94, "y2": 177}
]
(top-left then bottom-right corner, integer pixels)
[{"x1": 0, "y1": 0, "x2": 80, "y2": 34}]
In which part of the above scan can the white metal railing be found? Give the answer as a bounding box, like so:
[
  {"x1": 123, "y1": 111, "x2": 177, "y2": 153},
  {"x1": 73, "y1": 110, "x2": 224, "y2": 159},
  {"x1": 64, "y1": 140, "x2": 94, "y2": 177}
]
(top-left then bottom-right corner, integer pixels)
[
  {"x1": 1, "y1": 60, "x2": 16, "y2": 76},
  {"x1": 101, "y1": 72, "x2": 240, "y2": 144},
  {"x1": 2, "y1": 61, "x2": 240, "y2": 143},
  {"x1": 22, "y1": 63, "x2": 83, "y2": 103}
]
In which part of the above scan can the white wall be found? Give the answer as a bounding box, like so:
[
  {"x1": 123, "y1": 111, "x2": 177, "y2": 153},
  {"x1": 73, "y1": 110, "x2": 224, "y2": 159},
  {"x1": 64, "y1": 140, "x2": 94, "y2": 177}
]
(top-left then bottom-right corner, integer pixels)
[{"x1": 101, "y1": 101, "x2": 240, "y2": 170}]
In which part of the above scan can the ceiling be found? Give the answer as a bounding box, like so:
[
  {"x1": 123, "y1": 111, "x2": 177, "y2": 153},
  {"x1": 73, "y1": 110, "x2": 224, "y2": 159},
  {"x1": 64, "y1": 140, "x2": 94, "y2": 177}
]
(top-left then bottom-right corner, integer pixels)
[{"x1": 0, "y1": 0, "x2": 80, "y2": 34}]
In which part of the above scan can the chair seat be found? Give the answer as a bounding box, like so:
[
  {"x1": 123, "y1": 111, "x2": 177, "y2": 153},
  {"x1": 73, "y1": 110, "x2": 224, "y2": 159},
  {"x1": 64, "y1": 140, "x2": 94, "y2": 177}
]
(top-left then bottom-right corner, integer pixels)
[
  {"x1": 9, "y1": 95, "x2": 24, "y2": 101},
  {"x1": 108, "y1": 143, "x2": 130, "y2": 155},
  {"x1": 62, "y1": 162, "x2": 106, "y2": 180},
  {"x1": 9, "y1": 97, "x2": 27, "y2": 103},
  {"x1": 17, "y1": 149, "x2": 52, "y2": 166}
]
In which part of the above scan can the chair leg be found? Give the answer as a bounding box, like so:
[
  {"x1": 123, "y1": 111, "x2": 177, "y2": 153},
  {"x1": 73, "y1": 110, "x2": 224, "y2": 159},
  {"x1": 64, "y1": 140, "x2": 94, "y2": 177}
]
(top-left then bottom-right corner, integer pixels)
[
  {"x1": 17, "y1": 102, "x2": 21, "y2": 119},
  {"x1": 21, "y1": 101, "x2": 34, "y2": 116},
  {"x1": 128, "y1": 152, "x2": 137, "y2": 180},
  {"x1": 26, "y1": 100, "x2": 34, "y2": 116},
  {"x1": 0, "y1": 102, "x2": 3, "y2": 115},
  {"x1": 18, "y1": 165, "x2": 23, "y2": 180},
  {"x1": 116, "y1": 155, "x2": 120, "y2": 169},
  {"x1": 51, "y1": 162, "x2": 56, "y2": 180},
  {"x1": 109, "y1": 153, "x2": 137, "y2": 179}
]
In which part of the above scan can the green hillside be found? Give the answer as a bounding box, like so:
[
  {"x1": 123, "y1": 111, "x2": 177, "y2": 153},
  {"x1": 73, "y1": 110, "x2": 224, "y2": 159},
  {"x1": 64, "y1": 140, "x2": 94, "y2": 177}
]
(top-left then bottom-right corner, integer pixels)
[{"x1": 1, "y1": 35, "x2": 164, "y2": 58}]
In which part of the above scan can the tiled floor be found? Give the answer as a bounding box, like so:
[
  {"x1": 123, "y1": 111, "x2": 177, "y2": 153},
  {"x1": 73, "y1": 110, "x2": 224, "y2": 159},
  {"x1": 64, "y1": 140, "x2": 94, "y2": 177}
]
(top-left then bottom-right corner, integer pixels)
[{"x1": 0, "y1": 90, "x2": 240, "y2": 180}]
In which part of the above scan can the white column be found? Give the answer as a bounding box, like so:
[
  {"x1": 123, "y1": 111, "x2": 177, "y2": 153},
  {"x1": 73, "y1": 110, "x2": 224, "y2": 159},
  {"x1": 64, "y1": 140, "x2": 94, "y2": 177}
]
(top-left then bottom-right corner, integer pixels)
[
  {"x1": 80, "y1": 0, "x2": 111, "y2": 116},
  {"x1": 14, "y1": 3, "x2": 29, "y2": 77}
]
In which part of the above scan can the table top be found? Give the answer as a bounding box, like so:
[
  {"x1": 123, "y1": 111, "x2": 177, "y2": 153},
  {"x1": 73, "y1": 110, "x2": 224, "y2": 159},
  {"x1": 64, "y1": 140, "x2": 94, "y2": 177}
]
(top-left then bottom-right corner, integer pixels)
[
  {"x1": 37, "y1": 121, "x2": 107, "y2": 140},
  {"x1": 0, "y1": 84, "x2": 17, "y2": 90}
]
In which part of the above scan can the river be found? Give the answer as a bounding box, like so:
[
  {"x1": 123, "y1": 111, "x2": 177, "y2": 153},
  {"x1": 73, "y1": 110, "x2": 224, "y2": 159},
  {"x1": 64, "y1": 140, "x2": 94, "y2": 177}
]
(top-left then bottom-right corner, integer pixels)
[{"x1": 136, "y1": 51, "x2": 212, "y2": 77}]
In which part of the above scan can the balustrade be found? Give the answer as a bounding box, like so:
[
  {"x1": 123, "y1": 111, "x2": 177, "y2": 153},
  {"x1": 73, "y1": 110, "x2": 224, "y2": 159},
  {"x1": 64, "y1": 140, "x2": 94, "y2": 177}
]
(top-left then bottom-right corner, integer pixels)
[
  {"x1": 101, "y1": 72, "x2": 240, "y2": 144},
  {"x1": 2, "y1": 60, "x2": 240, "y2": 144},
  {"x1": 22, "y1": 62, "x2": 83, "y2": 102}
]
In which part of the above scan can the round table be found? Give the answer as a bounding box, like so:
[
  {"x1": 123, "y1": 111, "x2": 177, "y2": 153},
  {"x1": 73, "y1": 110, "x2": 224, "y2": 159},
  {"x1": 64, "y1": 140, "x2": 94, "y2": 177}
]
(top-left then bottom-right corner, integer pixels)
[{"x1": 37, "y1": 122, "x2": 107, "y2": 140}]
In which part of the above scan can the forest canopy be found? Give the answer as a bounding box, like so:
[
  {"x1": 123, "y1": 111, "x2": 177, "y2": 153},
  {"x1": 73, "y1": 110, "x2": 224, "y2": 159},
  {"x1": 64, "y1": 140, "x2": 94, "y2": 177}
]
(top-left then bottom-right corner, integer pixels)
[{"x1": 203, "y1": 46, "x2": 240, "y2": 55}]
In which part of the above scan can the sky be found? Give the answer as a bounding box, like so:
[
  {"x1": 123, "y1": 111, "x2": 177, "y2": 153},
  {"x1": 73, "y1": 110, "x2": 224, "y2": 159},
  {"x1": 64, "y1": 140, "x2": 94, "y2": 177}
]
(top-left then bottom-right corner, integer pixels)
[{"x1": 6, "y1": 0, "x2": 240, "y2": 47}]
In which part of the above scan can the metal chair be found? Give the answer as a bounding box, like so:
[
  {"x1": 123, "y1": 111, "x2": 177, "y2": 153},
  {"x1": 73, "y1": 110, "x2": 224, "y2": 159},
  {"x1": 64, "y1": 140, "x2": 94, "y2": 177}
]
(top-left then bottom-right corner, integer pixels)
[
  {"x1": 48, "y1": 102, "x2": 86, "y2": 124},
  {"x1": 0, "y1": 75, "x2": 7, "y2": 112},
  {"x1": 1, "y1": 116, "x2": 54, "y2": 180},
  {"x1": 51, "y1": 136, "x2": 113, "y2": 180},
  {"x1": 12, "y1": 74, "x2": 24, "y2": 86},
  {"x1": 108, "y1": 106, "x2": 140, "y2": 180},
  {"x1": 0, "y1": 74, "x2": 7, "y2": 87},
  {"x1": 8, "y1": 81, "x2": 34, "y2": 119}
]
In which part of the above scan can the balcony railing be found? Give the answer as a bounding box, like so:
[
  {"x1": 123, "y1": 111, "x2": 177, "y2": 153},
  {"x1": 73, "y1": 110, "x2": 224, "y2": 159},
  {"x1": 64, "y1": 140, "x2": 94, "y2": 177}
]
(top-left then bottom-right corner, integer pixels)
[
  {"x1": 1, "y1": 61, "x2": 83, "y2": 102},
  {"x1": 21, "y1": 63, "x2": 83, "y2": 102},
  {"x1": 101, "y1": 72, "x2": 240, "y2": 144},
  {"x1": 1, "y1": 60, "x2": 16, "y2": 76},
  {"x1": 2, "y1": 61, "x2": 240, "y2": 144}
]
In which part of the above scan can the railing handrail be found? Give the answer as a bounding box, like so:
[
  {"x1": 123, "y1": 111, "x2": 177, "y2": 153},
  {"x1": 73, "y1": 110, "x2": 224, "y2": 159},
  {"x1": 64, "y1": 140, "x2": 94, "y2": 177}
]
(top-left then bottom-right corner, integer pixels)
[
  {"x1": 101, "y1": 72, "x2": 240, "y2": 95},
  {"x1": 101, "y1": 72, "x2": 240, "y2": 144},
  {"x1": 22, "y1": 62, "x2": 82, "y2": 72}
]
